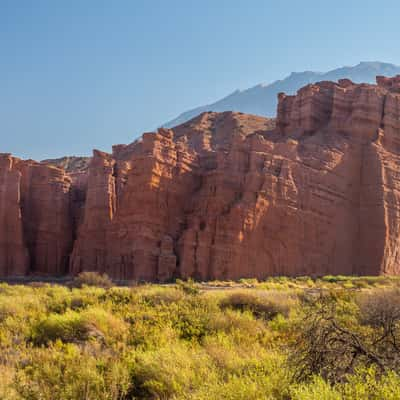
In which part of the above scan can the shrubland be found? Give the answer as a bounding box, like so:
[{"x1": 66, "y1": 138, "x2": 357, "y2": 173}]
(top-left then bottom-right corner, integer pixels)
[{"x1": 1, "y1": 274, "x2": 400, "y2": 399}]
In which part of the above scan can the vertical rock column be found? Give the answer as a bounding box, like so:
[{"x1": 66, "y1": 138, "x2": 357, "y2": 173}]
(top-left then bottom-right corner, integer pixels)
[
  {"x1": 69, "y1": 150, "x2": 116, "y2": 274},
  {"x1": 104, "y1": 129, "x2": 198, "y2": 281},
  {"x1": 18, "y1": 163, "x2": 73, "y2": 275},
  {"x1": 0, "y1": 154, "x2": 29, "y2": 276}
]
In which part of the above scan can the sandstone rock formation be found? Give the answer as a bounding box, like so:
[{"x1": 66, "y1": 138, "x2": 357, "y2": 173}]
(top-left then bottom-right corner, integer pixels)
[
  {"x1": 0, "y1": 154, "x2": 29, "y2": 276},
  {"x1": 0, "y1": 155, "x2": 73, "y2": 275},
  {"x1": 2, "y1": 75, "x2": 400, "y2": 280}
]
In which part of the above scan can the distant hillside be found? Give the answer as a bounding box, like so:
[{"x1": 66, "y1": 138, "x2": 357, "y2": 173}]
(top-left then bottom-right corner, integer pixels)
[
  {"x1": 41, "y1": 156, "x2": 90, "y2": 173},
  {"x1": 163, "y1": 62, "x2": 400, "y2": 127}
]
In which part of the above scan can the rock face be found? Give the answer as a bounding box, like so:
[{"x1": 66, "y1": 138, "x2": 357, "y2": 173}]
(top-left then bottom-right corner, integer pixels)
[
  {"x1": 0, "y1": 155, "x2": 73, "y2": 275},
  {"x1": 2, "y1": 75, "x2": 400, "y2": 279},
  {"x1": 0, "y1": 154, "x2": 29, "y2": 275}
]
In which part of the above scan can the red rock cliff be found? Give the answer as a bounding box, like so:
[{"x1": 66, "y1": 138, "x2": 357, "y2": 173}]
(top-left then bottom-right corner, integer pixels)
[
  {"x1": 0, "y1": 154, "x2": 29, "y2": 275},
  {"x1": 2, "y1": 75, "x2": 400, "y2": 279},
  {"x1": 0, "y1": 155, "x2": 73, "y2": 275}
]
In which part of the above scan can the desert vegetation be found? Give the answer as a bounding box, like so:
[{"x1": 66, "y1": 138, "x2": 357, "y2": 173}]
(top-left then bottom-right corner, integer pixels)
[{"x1": 1, "y1": 275, "x2": 400, "y2": 399}]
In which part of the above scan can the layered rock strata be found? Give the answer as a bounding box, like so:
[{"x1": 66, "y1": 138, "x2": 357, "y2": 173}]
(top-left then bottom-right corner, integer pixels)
[
  {"x1": 0, "y1": 155, "x2": 73, "y2": 275},
  {"x1": 2, "y1": 75, "x2": 400, "y2": 279}
]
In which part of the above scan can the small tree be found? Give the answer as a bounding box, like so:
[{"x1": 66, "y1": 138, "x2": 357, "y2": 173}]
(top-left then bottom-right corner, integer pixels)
[{"x1": 290, "y1": 291, "x2": 397, "y2": 383}]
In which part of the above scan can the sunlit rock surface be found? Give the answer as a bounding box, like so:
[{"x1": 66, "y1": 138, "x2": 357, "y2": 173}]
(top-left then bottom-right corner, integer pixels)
[{"x1": 2, "y1": 76, "x2": 400, "y2": 279}]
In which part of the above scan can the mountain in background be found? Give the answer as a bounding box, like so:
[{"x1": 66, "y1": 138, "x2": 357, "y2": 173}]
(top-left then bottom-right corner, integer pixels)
[
  {"x1": 163, "y1": 62, "x2": 400, "y2": 128},
  {"x1": 41, "y1": 156, "x2": 90, "y2": 172}
]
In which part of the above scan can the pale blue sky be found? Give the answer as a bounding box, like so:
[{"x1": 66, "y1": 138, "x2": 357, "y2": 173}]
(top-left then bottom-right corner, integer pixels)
[{"x1": 1, "y1": 0, "x2": 400, "y2": 160}]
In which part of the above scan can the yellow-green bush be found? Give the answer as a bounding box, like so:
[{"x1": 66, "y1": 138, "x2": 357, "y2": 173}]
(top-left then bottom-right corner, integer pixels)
[
  {"x1": 129, "y1": 343, "x2": 218, "y2": 398},
  {"x1": 31, "y1": 307, "x2": 127, "y2": 345},
  {"x1": 0, "y1": 278, "x2": 399, "y2": 399},
  {"x1": 14, "y1": 342, "x2": 131, "y2": 400},
  {"x1": 71, "y1": 271, "x2": 113, "y2": 289}
]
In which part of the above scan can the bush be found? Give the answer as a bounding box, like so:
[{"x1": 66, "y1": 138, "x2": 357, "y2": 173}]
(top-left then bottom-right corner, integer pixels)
[
  {"x1": 172, "y1": 296, "x2": 216, "y2": 341},
  {"x1": 358, "y1": 288, "x2": 400, "y2": 328},
  {"x1": 176, "y1": 278, "x2": 200, "y2": 295},
  {"x1": 0, "y1": 278, "x2": 400, "y2": 398},
  {"x1": 340, "y1": 366, "x2": 400, "y2": 399},
  {"x1": 128, "y1": 343, "x2": 217, "y2": 399},
  {"x1": 219, "y1": 290, "x2": 294, "y2": 320},
  {"x1": 290, "y1": 376, "x2": 341, "y2": 400},
  {"x1": 32, "y1": 310, "x2": 94, "y2": 345},
  {"x1": 0, "y1": 365, "x2": 19, "y2": 400},
  {"x1": 32, "y1": 307, "x2": 127, "y2": 345},
  {"x1": 208, "y1": 308, "x2": 268, "y2": 342},
  {"x1": 71, "y1": 271, "x2": 113, "y2": 289},
  {"x1": 15, "y1": 342, "x2": 131, "y2": 400},
  {"x1": 140, "y1": 286, "x2": 185, "y2": 306},
  {"x1": 290, "y1": 292, "x2": 400, "y2": 383}
]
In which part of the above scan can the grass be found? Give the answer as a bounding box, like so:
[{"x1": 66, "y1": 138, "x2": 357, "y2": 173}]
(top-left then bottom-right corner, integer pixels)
[{"x1": 0, "y1": 275, "x2": 400, "y2": 398}]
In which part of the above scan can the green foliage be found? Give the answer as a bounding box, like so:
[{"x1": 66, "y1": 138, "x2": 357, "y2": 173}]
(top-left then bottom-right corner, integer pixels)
[
  {"x1": 219, "y1": 290, "x2": 296, "y2": 320},
  {"x1": 0, "y1": 277, "x2": 400, "y2": 398},
  {"x1": 31, "y1": 307, "x2": 127, "y2": 345},
  {"x1": 291, "y1": 289, "x2": 400, "y2": 383},
  {"x1": 32, "y1": 309, "x2": 92, "y2": 344},
  {"x1": 129, "y1": 343, "x2": 217, "y2": 399},
  {"x1": 15, "y1": 342, "x2": 131, "y2": 400},
  {"x1": 176, "y1": 278, "x2": 201, "y2": 295},
  {"x1": 290, "y1": 376, "x2": 341, "y2": 400},
  {"x1": 71, "y1": 271, "x2": 113, "y2": 289},
  {"x1": 340, "y1": 367, "x2": 400, "y2": 399}
]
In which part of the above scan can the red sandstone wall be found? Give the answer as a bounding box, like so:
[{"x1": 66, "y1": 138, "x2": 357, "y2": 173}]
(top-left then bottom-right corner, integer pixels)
[
  {"x1": 0, "y1": 155, "x2": 30, "y2": 275},
  {"x1": 2, "y1": 75, "x2": 400, "y2": 279}
]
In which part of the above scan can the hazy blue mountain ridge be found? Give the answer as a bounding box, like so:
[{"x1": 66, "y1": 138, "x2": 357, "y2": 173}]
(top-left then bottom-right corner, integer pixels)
[{"x1": 163, "y1": 62, "x2": 400, "y2": 128}]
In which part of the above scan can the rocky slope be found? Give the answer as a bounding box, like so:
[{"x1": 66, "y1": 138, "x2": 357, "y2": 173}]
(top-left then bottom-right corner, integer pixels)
[
  {"x1": 41, "y1": 156, "x2": 90, "y2": 173},
  {"x1": 2, "y1": 75, "x2": 400, "y2": 280}
]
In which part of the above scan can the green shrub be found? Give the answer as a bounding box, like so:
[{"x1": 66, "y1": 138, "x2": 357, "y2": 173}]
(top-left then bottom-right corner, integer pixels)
[
  {"x1": 340, "y1": 367, "x2": 400, "y2": 399},
  {"x1": 15, "y1": 342, "x2": 131, "y2": 400},
  {"x1": 176, "y1": 278, "x2": 200, "y2": 295},
  {"x1": 140, "y1": 286, "x2": 185, "y2": 306},
  {"x1": 0, "y1": 278, "x2": 399, "y2": 398},
  {"x1": 219, "y1": 290, "x2": 294, "y2": 320},
  {"x1": 290, "y1": 376, "x2": 341, "y2": 400},
  {"x1": 32, "y1": 307, "x2": 127, "y2": 345},
  {"x1": 71, "y1": 271, "x2": 113, "y2": 289},
  {"x1": 172, "y1": 297, "x2": 215, "y2": 341},
  {"x1": 32, "y1": 310, "x2": 93, "y2": 344},
  {"x1": 0, "y1": 365, "x2": 19, "y2": 400},
  {"x1": 128, "y1": 343, "x2": 217, "y2": 399}
]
